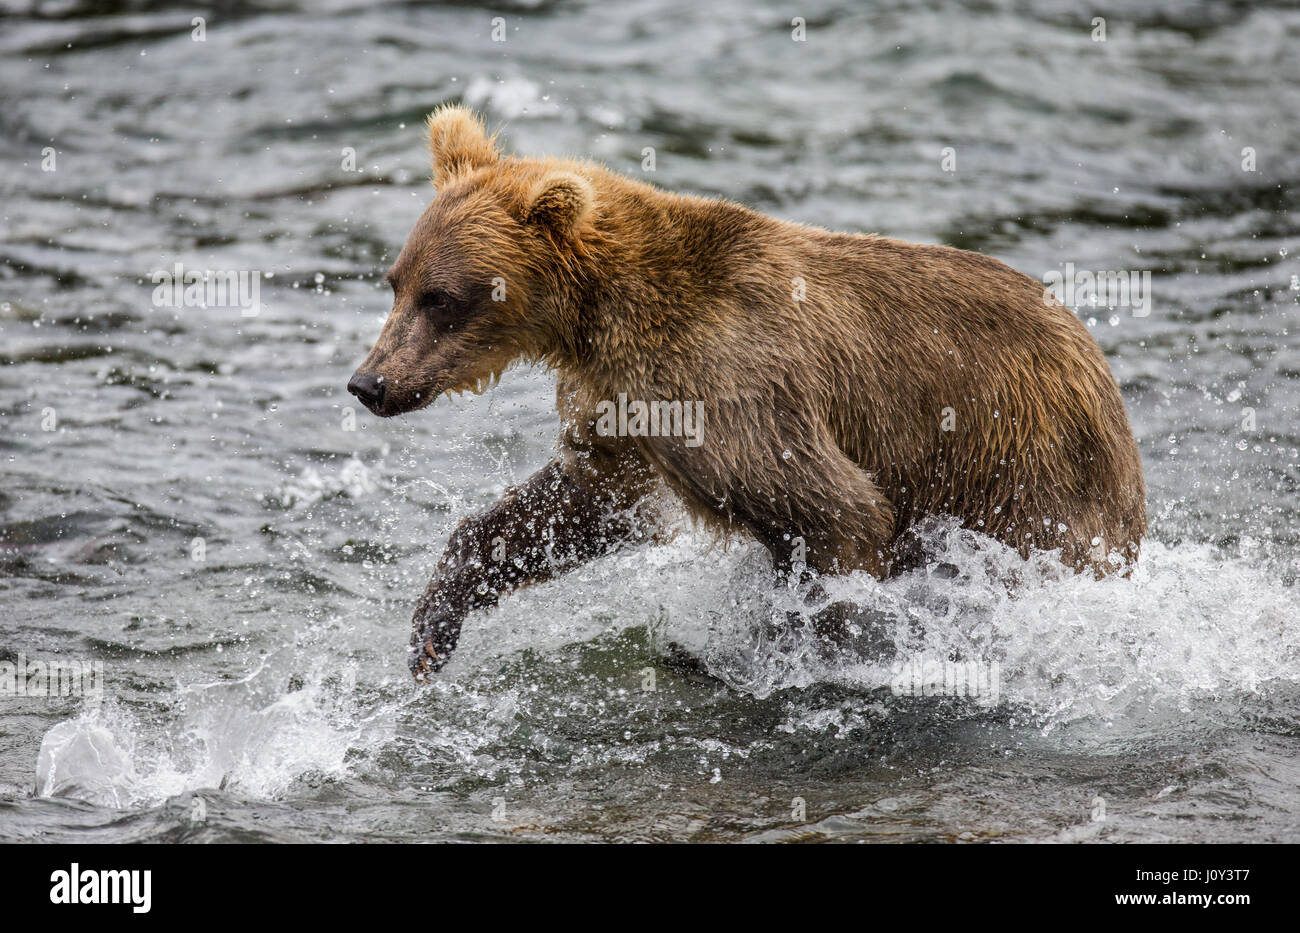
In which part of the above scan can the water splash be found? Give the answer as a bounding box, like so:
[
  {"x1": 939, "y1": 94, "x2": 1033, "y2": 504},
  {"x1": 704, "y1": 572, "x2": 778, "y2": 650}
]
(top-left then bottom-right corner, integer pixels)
[
  {"x1": 35, "y1": 523, "x2": 1300, "y2": 810},
  {"x1": 673, "y1": 523, "x2": 1300, "y2": 729},
  {"x1": 36, "y1": 656, "x2": 382, "y2": 808}
]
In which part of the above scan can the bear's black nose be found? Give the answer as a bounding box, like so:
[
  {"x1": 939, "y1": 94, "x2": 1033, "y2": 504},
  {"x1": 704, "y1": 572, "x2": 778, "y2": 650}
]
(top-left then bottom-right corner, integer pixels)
[{"x1": 347, "y1": 372, "x2": 386, "y2": 408}]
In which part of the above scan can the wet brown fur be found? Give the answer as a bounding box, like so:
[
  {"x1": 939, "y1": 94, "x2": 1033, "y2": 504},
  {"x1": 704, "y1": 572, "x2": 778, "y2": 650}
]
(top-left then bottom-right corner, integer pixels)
[{"x1": 351, "y1": 106, "x2": 1147, "y2": 677}]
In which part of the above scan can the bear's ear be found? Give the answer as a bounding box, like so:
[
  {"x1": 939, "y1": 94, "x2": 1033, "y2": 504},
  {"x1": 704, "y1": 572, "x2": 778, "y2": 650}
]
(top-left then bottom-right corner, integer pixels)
[
  {"x1": 426, "y1": 105, "x2": 501, "y2": 186},
  {"x1": 523, "y1": 172, "x2": 594, "y2": 239}
]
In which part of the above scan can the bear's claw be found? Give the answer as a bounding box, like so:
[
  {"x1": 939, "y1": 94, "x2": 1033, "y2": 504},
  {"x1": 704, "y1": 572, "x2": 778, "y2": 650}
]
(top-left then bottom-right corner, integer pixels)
[
  {"x1": 408, "y1": 608, "x2": 462, "y2": 682},
  {"x1": 409, "y1": 637, "x2": 445, "y2": 682}
]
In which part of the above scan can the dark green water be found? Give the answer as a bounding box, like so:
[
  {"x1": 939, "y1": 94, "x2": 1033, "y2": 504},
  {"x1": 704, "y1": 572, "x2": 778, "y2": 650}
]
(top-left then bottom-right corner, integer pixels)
[{"x1": 1, "y1": 0, "x2": 1298, "y2": 842}]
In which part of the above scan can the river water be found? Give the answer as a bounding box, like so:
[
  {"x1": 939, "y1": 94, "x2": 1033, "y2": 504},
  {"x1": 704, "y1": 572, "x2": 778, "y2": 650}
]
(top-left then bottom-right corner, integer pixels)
[{"x1": 2, "y1": 0, "x2": 1298, "y2": 842}]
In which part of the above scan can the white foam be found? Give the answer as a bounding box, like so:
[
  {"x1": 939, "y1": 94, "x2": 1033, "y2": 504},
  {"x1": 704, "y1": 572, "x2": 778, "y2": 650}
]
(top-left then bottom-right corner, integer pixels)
[
  {"x1": 265, "y1": 454, "x2": 385, "y2": 510},
  {"x1": 650, "y1": 523, "x2": 1300, "y2": 729}
]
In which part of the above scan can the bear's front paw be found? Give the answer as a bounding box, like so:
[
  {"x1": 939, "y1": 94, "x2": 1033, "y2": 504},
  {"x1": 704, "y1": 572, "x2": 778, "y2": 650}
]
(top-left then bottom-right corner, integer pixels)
[{"x1": 408, "y1": 608, "x2": 463, "y2": 682}]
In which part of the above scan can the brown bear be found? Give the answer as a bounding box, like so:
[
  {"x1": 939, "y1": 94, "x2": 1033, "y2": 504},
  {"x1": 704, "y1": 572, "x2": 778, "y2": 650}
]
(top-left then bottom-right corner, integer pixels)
[{"x1": 347, "y1": 105, "x2": 1147, "y2": 680}]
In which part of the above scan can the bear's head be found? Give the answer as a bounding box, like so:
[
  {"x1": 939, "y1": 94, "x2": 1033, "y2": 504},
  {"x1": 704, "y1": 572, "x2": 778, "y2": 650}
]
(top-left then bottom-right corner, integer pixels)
[{"x1": 348, "y1": 105, "x2": 595, "y2": 416}]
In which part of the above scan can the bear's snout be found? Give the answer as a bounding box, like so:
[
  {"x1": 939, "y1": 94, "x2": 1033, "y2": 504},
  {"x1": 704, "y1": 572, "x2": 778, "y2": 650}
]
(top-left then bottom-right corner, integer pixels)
[{"x1": 347, "y1": 371, "x2": 386, "y2": 412}]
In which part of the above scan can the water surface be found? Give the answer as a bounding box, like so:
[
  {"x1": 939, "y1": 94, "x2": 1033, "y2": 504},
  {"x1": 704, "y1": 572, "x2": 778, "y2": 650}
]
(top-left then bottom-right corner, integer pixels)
[{"x1": 1, "y1": 0, "x2": 1298, "y2": 842}]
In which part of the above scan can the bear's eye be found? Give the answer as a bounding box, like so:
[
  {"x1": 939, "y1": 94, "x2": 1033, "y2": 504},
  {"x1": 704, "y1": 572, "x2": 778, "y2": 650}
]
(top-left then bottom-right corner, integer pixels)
[{"x1": 419, "y1": 290, "x2": 459, "y2": 316}]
